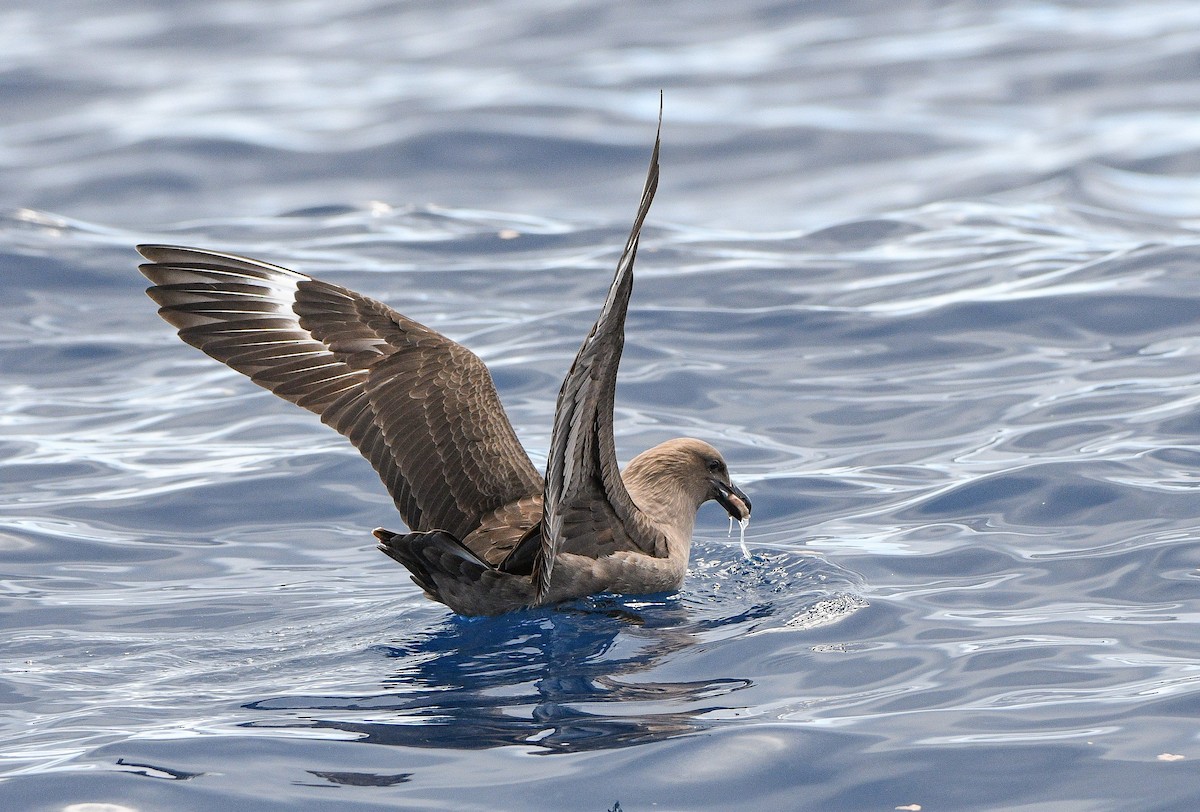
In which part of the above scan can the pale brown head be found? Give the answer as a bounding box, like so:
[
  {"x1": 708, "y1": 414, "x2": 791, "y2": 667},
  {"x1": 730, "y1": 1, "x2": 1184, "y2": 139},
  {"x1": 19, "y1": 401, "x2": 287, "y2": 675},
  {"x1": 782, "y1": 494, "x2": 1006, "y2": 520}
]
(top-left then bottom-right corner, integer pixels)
[{"x1": 624, "y1": 437, "x2": 751, "y2": 521}]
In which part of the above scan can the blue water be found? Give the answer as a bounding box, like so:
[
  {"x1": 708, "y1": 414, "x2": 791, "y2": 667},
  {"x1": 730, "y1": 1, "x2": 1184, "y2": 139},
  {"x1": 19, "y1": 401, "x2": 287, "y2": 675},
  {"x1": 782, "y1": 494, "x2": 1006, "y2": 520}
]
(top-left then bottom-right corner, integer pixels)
[{"x1": 5, "y1": 1, "x2": 1200, "y2": 809}]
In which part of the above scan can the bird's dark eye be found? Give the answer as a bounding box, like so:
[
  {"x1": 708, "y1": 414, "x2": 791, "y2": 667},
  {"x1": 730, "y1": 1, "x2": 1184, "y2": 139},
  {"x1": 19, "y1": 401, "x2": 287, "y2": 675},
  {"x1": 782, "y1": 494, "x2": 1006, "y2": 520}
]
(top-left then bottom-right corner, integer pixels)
[{"x1": 707, "y1": 459, "x2": 724, "y2": 473}]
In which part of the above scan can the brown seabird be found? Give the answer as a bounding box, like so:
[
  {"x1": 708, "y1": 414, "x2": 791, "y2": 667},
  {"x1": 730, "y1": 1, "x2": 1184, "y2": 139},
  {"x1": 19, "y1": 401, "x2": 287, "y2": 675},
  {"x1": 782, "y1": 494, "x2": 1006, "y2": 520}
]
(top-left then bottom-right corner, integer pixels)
[{"x1": 136, "y1": 123, "x2": 751, "y2": 616}]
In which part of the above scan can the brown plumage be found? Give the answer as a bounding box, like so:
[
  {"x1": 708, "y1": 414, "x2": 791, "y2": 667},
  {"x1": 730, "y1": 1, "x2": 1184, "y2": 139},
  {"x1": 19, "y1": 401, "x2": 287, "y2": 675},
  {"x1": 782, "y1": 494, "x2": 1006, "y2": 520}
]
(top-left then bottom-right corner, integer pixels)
[{"x1": 137, "y1": 119, "x2": 751, "y2": 616}]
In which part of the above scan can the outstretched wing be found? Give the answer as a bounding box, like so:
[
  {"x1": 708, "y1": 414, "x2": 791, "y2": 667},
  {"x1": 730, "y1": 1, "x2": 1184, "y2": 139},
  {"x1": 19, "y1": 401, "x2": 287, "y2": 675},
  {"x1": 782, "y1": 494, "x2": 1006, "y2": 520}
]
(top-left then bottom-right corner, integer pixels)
[
  {"x1": 536, "y1": 112, "x2": 665, "y2": 596},
  {"x1": 138, "y1": 245, "x2": 543, "y2": 539}
]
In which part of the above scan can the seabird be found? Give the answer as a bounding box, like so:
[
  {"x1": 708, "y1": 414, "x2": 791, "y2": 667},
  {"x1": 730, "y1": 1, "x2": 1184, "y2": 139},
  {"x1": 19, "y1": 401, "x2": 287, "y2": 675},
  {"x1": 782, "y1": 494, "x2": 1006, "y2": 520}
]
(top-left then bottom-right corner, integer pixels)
[{"x1": 137, "y1": 122, "x2": 751, "y2": 616}]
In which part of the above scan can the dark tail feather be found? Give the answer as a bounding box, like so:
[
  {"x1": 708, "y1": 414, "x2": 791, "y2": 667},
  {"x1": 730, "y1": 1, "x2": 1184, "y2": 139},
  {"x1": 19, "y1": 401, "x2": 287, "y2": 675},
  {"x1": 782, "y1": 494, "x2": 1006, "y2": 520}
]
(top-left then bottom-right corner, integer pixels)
[{"x1": 374, "y1": 527, "x2": 491, "y2": 603}]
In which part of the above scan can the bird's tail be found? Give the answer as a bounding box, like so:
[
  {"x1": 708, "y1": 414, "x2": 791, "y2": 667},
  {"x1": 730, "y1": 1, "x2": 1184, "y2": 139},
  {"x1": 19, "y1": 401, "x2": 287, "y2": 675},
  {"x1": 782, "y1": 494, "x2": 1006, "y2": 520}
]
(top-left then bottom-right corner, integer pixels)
[{"x1": 374, "y1": 527, "x2": 490, "y2": 605}]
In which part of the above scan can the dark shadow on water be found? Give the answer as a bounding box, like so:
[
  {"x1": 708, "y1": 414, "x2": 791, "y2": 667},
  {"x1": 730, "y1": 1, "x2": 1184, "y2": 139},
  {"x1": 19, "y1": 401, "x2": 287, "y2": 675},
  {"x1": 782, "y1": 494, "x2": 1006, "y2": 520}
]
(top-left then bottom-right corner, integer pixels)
[
  {"x1": 114, "y1": 757, "x2": 203, "y2": 780},
  {"x1": 302, "y1": 770, "x2": 413, "y2": 787},
  {"x1": 241, "y1": 548, "x2": 863, "y2": 754}
]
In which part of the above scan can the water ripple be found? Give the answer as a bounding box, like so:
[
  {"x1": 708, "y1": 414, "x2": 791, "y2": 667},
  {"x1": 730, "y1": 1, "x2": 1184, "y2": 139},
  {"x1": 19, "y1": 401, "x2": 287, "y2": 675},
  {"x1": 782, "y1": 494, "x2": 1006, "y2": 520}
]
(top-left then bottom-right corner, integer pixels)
[{"x1": 6, "y1": 1, "x2": 1200, "y2": 808}]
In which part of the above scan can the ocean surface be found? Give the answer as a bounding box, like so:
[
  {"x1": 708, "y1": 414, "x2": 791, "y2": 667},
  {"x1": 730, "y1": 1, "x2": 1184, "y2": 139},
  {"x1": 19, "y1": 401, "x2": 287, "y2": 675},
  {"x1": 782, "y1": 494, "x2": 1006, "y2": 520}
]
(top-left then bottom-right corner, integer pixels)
[{"x1": 4, "y1": 1, "x2": 1200, "y2": 809}]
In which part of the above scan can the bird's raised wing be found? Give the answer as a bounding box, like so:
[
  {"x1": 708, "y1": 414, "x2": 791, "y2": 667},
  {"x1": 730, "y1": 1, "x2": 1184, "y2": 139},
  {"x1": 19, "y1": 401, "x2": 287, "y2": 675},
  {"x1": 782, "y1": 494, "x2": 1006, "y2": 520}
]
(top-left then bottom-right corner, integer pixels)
[
  {"x1": 138, "y1": 245, "x2": 543, "y2": 539},
  {"x1": 536, "y1": 115, "x2": 665, "y2": 596}
]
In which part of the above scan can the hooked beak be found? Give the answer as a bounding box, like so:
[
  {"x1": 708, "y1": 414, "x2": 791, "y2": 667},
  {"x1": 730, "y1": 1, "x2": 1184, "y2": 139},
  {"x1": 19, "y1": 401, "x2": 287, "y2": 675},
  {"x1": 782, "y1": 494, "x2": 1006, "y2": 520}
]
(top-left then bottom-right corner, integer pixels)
[{"x1": 710, "y1": 479, "x2": 751, "y2": 521}]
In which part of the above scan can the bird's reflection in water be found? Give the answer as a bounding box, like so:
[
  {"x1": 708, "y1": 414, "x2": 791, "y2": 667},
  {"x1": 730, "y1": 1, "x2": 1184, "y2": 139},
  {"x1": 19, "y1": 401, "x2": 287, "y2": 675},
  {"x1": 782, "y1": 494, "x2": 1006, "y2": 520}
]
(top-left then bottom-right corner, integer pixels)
[
  {"x1": 406, "y1": 597, "x2": 750, "y2": 751},
  {"x1": 242, "y1": 549, "x2": 863, "y2": 754}
]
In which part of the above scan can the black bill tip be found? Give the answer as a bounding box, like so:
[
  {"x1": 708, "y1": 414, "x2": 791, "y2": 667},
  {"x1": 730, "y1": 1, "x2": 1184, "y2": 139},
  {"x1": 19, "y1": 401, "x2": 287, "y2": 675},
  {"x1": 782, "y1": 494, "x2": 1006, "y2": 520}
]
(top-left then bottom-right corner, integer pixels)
[{"x1": 712, "y1": 480, "x2": 751, "y2": 521}]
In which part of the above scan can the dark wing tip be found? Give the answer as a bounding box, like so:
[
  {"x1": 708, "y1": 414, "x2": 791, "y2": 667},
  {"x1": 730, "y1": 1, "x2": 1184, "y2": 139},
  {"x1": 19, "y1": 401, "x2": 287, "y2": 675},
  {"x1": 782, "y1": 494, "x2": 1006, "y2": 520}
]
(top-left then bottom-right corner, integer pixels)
[
  {"x1": 137, "y1": 244, "x2": 209, "y2": 264},
  {"x1": 136, "y1": 244, "x2": 168, "y2": 260}
]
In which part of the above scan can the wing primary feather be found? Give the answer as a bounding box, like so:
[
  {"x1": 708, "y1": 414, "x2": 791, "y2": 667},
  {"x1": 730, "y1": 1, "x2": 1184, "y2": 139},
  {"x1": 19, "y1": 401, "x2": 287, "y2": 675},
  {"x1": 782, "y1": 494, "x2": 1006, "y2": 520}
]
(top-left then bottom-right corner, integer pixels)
[{"x1": 137, "y1": 244, "x2": 542, "y2": 537}]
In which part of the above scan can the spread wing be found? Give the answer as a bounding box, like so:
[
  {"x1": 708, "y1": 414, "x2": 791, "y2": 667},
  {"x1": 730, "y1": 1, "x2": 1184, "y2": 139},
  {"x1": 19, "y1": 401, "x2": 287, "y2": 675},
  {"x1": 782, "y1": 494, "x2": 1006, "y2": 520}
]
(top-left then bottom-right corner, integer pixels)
[
  {"x1": 536, "y1": 112, "x2": 665, "y2": 596},
  {"x1": 138, "y1": 245, "x2": 544, "y2": 539}
]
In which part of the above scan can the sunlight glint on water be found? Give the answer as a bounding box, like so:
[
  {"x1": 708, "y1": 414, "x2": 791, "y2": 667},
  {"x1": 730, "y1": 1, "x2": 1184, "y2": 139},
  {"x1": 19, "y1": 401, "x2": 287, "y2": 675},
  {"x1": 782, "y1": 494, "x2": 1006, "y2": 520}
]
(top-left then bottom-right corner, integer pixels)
[{"x1": 5, "y1": 1, "x2": 1200, "y2": 809}]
